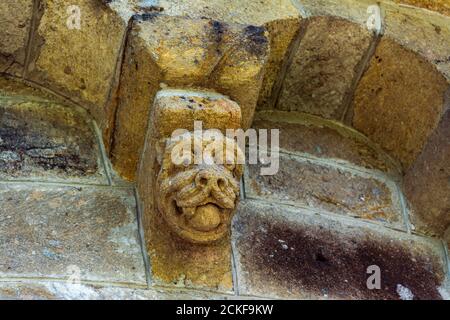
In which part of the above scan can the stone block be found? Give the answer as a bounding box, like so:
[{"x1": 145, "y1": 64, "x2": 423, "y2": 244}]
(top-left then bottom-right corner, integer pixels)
[
  {"x1": 111, "y1": 15, "x2": 269, "y2": 180},
  {"x1": 232, "y1": 200, "x2": 446, "y2": 299},
  {"x1": 277, "y1": 16, "x2": 373, "y2": 120},
  {"x1": 0, "y1": 97, "x2": 107, "y2": 184},
  {"x1": 0, "y1": 185, "x2": 147, "y2": 286},
  {"x1": 403, "y1": 108, "x2": 450, "y2": 236},
  {"x1": 245, "y1": 153, "x2": 404, "y2": 229},
  {"x1": 352, "y1": 38, "x2": 448, "y2": 169},
  {"x1": 252, "y1": 111, "x2": 401, "y2": 176},
  {"x1": 383, "y1": 2, "x2": 450, "y2": 81},
  {"x1": 0, "y1": 0, "x2": 34, "y2": 75},
  {"x1": 27, "y1": 0, "x2": 128, "y2": 134}
]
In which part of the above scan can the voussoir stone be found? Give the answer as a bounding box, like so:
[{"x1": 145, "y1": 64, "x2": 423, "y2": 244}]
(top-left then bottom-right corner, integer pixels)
[
  {"x1": 383, "y1": 2, "x2": 450, "y2": 81},
  {"x1": 352, "y1": 38, "x2": 449, "y2": 170},
  {"x1": 27, "y1": 0, "x2": 128, "y2": 136},
  {"x1": 0, "y1": 0, "x2": 34, "y2": 75},
  {"x1": 110, "y1": 14, "x2": 269, "y2": 180},
  {"x1": 157, "y1": 0, "x2": 302, "y2": 110},
  {"x1": 277, "y1": 16, "x2": 373, "y2": 120},
  {"x1": 403, "y1": 108, "x2": 450, "y2": 236}
]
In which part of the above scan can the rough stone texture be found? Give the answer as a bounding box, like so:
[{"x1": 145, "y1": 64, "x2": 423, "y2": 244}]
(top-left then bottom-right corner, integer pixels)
[
  {"x1": 232, "y1": 200, "x2": 446, "y2": 299},
  {"x1": 0, "y1": 77, "x2": 64, "y2": 102},
  {"x1": 252, "y1": 111, "x2": 401, "y2": 176},
  {"x1": 111, "y1": 15, "x2": 269, "y2": 181},
  {"x1": 135, "y1": 89, "x2": 244, "y2": 291},
  {"x1": 0, "y1": 185, "x2": 146, "y2": 286},
  {"x1": 383, "y1": 2, "x2": 450, "y2": 81},
  {"x1": 158, "y1": 0, "x2": 299, "y2": 25},
  {"x1": 277, "y1": 16, "x2": 373, "y2": 120},
  {"x1": 299, "y1": 0, "x2": 379, "y2": 25},
  {"x1": 352, "y1": 38, "x2": 449, "y2": 170},
  {"x1": 149, "y1": 90, "x2": 242, "y2": 143},
  {"x1": 395, "y1": 0, "x2": 450, "y2": 16},
  {"x1": 445, "y1": 228, "x2": 450, "y2": 252},
  {"x1": 27, "y1": 0, "x2": 127, "y2": 136},
  {"x1": 403, "y1": 108, "x2": 450, "y2": 236},
  {"x1": 245, "y1": 153, "x2": 403, "y2": 229},
  {"x1": 158, "y1": 0, "x2": 302, "y2": 111},
  {"x1": 0, "y1": 0, "x2": 33, "y2": 75},
  {"x1": 0, "y1": 281, "x2": 238, "y2": 300},
  {"x1": 146, "y1": 209, "x2": 234, "y2": 292},
  {"x1": 0, "y1": 98, "x2": 107, "y2": 184}
]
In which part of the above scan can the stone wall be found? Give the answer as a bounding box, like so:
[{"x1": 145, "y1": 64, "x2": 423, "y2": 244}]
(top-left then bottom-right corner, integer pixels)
[{"x1": 0, "y1": 0, "x2": 449, "y2": 236}]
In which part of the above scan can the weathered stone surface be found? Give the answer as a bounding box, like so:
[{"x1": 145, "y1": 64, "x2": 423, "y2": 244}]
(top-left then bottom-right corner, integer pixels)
[
  {"x1": 0, "y1": 77, "x2": 63, "y2": 102},
  {"x1": 245, "y1": 153, "x2": 403, "y2": 228},
  {"x1": 257, "y1": 18, "x2": 301, "y2": 110},
  {"x1": 146, "y1": 209, "x2": 234, "y2": 292},
  {"x1": 135, "y1": 89, "x2": 245, "y2": 291},
  {"x1": 300, "y1": 0, "x2": 378, "y2": 25},
  {"x1": 277, "y1": 16, "x2": 373, "y2": 120},
  {"x1": 383, "y1": 2, "x2": 450, "y2": 80},
  {"x1": 111, "y1": 15, "x2": 269, "y2": 180},
  {"x1": 151, "y1": 90, "x2": 242, "y2": 140},
  {"x1": 403, "y1": 108, "x2": 450, "y2": 236},
  {"x1": 0, "y1": 281, "x2": 237, "y2": 300},
  {"x1": 252, "y1": 111, "x2": 401, "y2": 176},
  {"x1": 395, "y1": 0, "x2": 450, "y2": 16},
  {"x1": 0, "y1": 0, "x2": 33, "y2": 75},
  {"x1": 352, "y1": 38, "x2": 448, "y2": 170},
  {"x1": 27, "y1": 0, "x2": 127, "y2": 135},
  {"x1": 157, "y1": 0, "x2": 302, "y2": 111},
  {"x1": 0, "y1": 185, "x2": 146, "y2": 286},
  {"x1": 232, "y1": 200, "x2": 446, "y2": 299},
  {"x1": 158, "y1": 0, "x2": 299, "y2": 25},
  {"x1": 0, "y1": 98, "x2": 107, "y2": 184}
]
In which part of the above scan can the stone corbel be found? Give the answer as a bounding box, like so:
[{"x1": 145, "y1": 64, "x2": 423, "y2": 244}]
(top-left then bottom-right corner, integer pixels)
[{"x1": 137, "y1": 88, "x2": 244, "y2": 244}]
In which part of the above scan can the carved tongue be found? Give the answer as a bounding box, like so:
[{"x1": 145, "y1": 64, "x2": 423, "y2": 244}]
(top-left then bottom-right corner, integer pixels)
[{"x1": 188, "y1": 204, "x2": 221, "y2": 232}]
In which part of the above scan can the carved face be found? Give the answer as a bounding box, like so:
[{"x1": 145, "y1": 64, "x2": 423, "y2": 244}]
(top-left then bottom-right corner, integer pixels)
[{"x1": 156, "y1": 131, "x2": 243, "y2": 244}]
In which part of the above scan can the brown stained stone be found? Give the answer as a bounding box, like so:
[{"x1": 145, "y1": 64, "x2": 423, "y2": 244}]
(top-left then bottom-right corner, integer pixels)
[
  {"x1": 111, "y1": 15, "x2": 269, "y2": 181},
  {"x1": 27, "y1": 0, "x2": 127, "y2": 134},
  {"x1": 352, "y1": 38, "x2": 449, "y2": 170},
  {"x1": 0, "y1": 0, "x2": 33, "y2": 75},
  {"x1": 245, "y1": 153, "x2": 403, "y2": 228},
  {"x1": 0, "y1": 185, "x2": 146, "y2": 285},
  {"x1": 0, "y1": 98, "x2": 107, "y2": 184},
  {"x1": 383, "y1": 2, "x2": 450, "y2": 81},
  {"x1": 403, "y1": 109, "x2": 450, "y2": 236},
  {"x1": 232, "y1": 200, "x2": 446, "y2": 299},
  {"x1": 277, "y1": 16, "x2": 373, "y2": 120},
  {"x1": 394, "y1": 0, "x2": 450, "y2": 16},
  {"x1": 252, "y1": 111, "x2": 400, "y2": 176}
]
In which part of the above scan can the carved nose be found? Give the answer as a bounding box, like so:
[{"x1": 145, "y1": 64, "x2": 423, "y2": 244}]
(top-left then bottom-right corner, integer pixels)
[{"x1": 195, "y1": 170, "x2": 227, "y2": 190}]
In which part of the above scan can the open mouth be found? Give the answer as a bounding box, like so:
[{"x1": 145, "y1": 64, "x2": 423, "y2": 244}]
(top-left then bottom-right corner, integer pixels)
[
  {"x1": 165, "y1": 198, "x2": 231, "y2": 243},
  {"x1": 180, "y1": 203, "x2": 222, "y2": 232}
]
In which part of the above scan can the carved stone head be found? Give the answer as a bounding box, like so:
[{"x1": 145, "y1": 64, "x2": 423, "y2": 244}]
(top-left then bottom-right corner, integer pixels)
[{"x1": 156, "y1": 131, "x2": 244, "y2": 244}]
